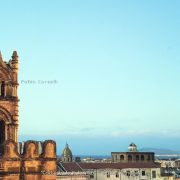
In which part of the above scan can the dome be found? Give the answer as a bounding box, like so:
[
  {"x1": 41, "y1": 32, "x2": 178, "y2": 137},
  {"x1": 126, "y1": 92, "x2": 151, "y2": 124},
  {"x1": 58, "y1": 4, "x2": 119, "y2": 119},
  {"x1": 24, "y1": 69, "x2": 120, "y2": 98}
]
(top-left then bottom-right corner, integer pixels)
[
  {"x1": 129, "y1": 143, "x2": 137, "y2": 147},
  {"x1": 128, "y1": 143, "x2": 138, "y2": 152},
  {"x1": 62, "y1": 143, "x2": 72, "y2": 157}
]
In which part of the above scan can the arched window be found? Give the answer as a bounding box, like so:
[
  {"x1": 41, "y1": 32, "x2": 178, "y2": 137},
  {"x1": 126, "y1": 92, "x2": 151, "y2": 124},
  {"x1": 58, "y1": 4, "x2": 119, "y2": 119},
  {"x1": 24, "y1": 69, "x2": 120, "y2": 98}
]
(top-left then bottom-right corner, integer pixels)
[
  {"x1": 147, "y1": 155, "x2": 151, "y2": 161},
  {"x1": 128, "y1": 155, "x2": 132, "y2": 162},
  {"x1": 136, "y1": 155, "x2": 139, "y2": 161},
  {"x1": 141, "y1": 155, "x2": 145, "y2": 161},
  {"x1": 120, "y1": 155, "x2": 124, "y2": 161}
]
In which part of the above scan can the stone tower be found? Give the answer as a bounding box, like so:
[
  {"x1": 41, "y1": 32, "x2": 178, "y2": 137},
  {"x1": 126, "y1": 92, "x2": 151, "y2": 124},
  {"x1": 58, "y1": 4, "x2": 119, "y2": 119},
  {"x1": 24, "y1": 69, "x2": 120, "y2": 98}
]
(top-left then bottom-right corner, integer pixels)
[
  {"x1": 0, "y1": 51, "x2": 57, "y2": 179},
  {"x1": 0, "y1": 51, "x2": 19, "y2": 151}
]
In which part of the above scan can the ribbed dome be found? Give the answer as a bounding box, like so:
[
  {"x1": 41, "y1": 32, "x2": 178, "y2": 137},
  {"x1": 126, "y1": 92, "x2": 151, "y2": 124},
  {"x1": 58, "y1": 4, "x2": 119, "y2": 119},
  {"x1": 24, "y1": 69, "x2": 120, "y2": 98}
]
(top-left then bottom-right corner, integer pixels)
[{"x1": 62, "y1": 143, "x2": 72, "y2": 157}]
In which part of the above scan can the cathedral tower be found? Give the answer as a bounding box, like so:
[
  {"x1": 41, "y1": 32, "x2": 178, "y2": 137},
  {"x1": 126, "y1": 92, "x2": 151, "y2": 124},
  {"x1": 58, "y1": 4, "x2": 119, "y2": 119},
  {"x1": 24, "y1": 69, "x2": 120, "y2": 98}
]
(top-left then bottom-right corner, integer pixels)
[
  {"x1": 0, "y1": 51, "x2": 57, "y2": 179},
  {"x1": 0, "y1": 51, "x2": 19, "y2": 147}
]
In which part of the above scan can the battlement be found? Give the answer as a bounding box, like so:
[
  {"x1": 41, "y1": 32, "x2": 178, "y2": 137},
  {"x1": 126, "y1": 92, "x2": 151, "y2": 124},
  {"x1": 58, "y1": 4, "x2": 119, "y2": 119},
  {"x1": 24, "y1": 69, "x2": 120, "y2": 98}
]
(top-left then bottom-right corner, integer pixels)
[
  {"x1": 0, "y1": 140, "x2": 57, "y2": 179},
  {"x1": 1, "y1": 140, "x2": 56, "y2": 158}
]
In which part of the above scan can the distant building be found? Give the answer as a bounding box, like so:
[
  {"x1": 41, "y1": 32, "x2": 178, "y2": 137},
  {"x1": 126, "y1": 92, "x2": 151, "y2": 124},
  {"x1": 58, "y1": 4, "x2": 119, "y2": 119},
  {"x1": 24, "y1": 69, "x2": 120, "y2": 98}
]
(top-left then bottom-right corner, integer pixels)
[
  {"x1": 58, "y1": 162, "x2": 162, "y2": 180},
  {"x1": 57, "y1": 143, "x2": 175, "y2": 180},
  {"x1": 61, "y1": 143, "x2": 73, "y2": 162},
  {"x1": 155, "y1": 159, "x2": 175, "y2": 168},
  {"x1": 111, "y1": 143, "x2": 154, "y2": 163},
  {"x1": 75, "y1": 156, "x2": 81, "y2": 162},
  {"x1": 175, "y1": 159, "x2": 180, "y2": 168}
]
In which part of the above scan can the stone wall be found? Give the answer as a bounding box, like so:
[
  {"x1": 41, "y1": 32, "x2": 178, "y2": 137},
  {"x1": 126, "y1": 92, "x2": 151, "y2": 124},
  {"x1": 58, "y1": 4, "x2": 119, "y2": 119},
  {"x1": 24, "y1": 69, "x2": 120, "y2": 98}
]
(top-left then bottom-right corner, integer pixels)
[{"x1": 0, "y1": 140, "x2": 57, "y2": 179}]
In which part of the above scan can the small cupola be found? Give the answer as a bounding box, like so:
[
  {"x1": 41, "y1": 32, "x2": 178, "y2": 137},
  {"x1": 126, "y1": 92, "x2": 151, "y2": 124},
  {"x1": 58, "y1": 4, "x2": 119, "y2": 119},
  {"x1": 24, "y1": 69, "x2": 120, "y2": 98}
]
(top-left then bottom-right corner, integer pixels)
[{"x1": 128, "y1": 143, "x2": 138, "y2": 152}]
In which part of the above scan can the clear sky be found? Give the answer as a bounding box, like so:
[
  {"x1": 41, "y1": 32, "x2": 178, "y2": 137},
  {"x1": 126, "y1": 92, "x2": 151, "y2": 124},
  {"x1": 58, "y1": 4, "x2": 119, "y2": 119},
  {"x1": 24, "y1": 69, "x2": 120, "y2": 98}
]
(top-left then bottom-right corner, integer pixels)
[{"x1": 0, "y1": 0, "x2": 180, "y2": 155}]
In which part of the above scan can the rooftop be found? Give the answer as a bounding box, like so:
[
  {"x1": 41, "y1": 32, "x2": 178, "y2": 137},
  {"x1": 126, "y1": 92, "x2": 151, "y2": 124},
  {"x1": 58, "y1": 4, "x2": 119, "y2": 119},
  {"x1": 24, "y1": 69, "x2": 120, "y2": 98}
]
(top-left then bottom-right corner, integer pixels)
[{"x1": 58, "y1": 162, "x2": 161, "y2": 172}]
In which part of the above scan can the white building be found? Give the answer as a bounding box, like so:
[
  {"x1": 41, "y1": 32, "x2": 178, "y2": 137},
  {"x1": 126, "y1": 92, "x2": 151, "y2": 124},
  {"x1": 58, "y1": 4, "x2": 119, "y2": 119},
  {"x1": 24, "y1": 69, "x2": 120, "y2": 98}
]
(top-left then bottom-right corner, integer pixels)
[{"x1": 57, "y1": 162, "x2": 166, "y2": 180}]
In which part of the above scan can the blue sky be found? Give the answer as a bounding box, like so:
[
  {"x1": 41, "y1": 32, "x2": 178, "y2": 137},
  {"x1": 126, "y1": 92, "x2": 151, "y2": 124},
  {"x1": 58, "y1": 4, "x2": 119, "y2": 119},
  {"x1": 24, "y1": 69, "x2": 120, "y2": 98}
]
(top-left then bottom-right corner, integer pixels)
[{"x1": 0, "y1": 0, "x2": 180, "y2": 155}]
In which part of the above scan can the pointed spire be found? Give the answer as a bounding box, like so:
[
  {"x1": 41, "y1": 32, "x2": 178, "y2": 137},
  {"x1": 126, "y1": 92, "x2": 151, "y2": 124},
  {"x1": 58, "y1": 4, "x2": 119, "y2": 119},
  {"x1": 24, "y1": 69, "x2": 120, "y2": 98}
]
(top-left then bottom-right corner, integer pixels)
[
  {"x1": 11, "y1": 50, "x2": 19, "y2": 73},
  {"x1": 12, "y1": 50, "x2": 18, "y2": 61}
]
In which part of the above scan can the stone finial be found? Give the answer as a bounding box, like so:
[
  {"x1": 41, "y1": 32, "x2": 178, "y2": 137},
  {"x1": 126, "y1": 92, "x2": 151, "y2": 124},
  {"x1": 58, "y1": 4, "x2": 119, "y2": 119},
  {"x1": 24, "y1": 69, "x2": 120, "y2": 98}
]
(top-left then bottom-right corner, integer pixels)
[
  {"x1": 12, "y1": 50, "x2": 18, "y2": 61},
  {"x1": 11, "y1": 50, "x2": 19, "y2": 73}
]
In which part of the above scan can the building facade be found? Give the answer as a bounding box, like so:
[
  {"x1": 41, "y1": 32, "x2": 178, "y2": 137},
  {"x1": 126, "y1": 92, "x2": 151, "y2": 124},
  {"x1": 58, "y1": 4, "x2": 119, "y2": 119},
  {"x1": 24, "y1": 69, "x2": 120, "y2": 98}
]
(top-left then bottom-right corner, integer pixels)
[
  {"x1": 58, "y1": 162, "x2": 164, "y2": 180},
  {"x1": 111, "y1": 143, "x2": 154, "y2": 163}
]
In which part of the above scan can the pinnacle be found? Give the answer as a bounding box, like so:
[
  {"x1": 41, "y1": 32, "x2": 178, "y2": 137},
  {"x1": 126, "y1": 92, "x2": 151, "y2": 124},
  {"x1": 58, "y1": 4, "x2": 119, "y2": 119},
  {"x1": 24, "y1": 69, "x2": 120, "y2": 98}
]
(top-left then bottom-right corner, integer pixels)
[{"x1": 12, "y1": 50, "x2": 18, "y2": 60}]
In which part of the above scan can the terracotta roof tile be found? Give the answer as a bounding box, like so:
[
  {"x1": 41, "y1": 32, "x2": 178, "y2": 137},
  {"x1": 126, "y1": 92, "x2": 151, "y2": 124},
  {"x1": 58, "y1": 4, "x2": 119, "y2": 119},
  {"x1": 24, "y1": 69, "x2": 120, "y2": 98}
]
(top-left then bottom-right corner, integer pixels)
[
  {"x1": 61, "y1": 163, "x2": 83, "y2": 172},
  {"x1": 61, "y1": 162, "x2": 160, "y2": 172}
]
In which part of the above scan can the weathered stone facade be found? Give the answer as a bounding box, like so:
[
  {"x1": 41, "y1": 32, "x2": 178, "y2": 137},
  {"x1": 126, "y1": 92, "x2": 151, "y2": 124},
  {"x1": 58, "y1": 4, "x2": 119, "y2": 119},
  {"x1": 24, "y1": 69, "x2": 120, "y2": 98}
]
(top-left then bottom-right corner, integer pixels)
[
  {"x1": 0, "y1": 51, "x2": 19, "y2": 148},
  {"x1": 0, "y1": 51, "x2": 57, "y2": 179}
]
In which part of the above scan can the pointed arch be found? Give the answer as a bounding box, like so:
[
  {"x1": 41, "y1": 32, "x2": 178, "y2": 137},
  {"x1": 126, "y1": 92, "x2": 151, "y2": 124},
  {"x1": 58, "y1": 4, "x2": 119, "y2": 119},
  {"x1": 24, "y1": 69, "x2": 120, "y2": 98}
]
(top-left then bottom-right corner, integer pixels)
[{"x1": 0, "y1": 106, "x2": 12, "y2": 124}]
